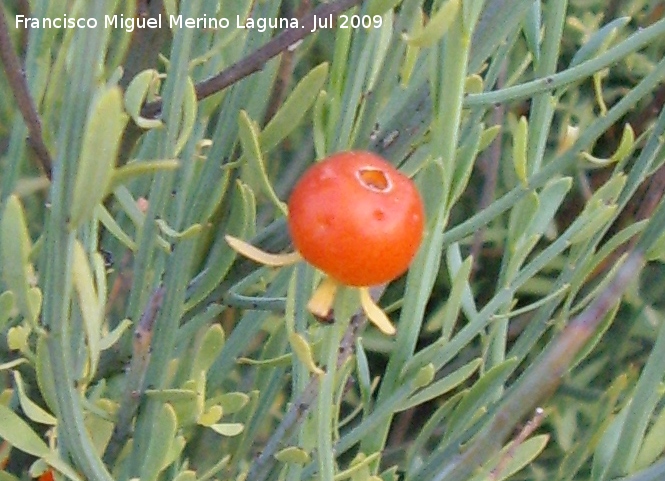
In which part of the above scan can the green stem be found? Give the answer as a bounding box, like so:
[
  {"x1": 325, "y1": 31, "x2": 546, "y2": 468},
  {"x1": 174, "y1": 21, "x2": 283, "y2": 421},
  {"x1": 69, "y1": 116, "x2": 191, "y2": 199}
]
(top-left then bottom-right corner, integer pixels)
[
  {"x1": 317, "y1": 321, "x2": 347, "y2": 481},
  {"x1": 464, "y1": 17, "x2": 665, "y2": 107},
  {"x1": 443, "y1": 53, "x2": 665, "y2": 246},
  {"x1": 526, "y1": 0, "x2": 568, "y2": 174},
  {"x1": 362, "y1": 7, "x2": 473, "y2": 467},
  {"x1": 431, "y1": 252, "x2": 645, "y2": 481},
  {"x1": 43, "y1": 3, "x2": 115, "y2": 481}
]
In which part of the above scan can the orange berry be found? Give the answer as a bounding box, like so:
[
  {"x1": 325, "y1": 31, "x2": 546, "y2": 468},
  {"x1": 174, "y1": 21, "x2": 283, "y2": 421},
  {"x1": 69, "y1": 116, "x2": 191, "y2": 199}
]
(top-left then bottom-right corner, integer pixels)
[{"x1": 288, "y1": 151, "x2": 424, "y2": 286}]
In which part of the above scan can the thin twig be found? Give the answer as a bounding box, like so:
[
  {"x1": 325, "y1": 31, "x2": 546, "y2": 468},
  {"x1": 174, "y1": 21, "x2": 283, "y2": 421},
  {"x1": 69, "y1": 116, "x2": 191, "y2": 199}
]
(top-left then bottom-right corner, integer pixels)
[
  {"x1": 489, "y1": 407, "x2": 546, "y2": 481},
  {"x1": 141, "y1": 0, "x2": 363, "y2": 118},
  {"x1": 244, "y1": 286, "x2": 384, "y2": 481},
  {"x1": 433, "y1": 252, "x2": 645, "y2": 481},
  {"x1": 103, "y1": 286, "x2": 165, "y2": 465},
  {"x1": 0, "y1": 7, "x2": 52, "y2": 179},
  {"x1": 262, "y1": 0, "x2": 309, "y2": 126}
]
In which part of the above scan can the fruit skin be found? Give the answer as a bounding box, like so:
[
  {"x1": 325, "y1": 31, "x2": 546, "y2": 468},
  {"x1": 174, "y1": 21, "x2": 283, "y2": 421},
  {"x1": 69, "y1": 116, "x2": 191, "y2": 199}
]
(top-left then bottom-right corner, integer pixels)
[
  {"x1": 38, "y1": 470, "x2": 54, "y2": 481},
  {"x1": 287, "y1": 151, "x2": 425, "y2": 286}
]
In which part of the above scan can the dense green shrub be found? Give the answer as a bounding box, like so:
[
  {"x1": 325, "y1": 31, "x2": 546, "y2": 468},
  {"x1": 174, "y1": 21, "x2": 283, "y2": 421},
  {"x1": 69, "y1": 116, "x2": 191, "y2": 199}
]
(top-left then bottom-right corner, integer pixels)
[{"x1": 2, "y1": 1, "x2": 665, "y2": 480}]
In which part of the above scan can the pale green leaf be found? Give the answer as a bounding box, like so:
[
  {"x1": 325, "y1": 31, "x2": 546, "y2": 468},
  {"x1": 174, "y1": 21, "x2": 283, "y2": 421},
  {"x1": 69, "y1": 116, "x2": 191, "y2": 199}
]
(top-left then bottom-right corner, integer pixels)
[
  {"x1": 261, "y1": 63, "x2": 328, "y2": 152},
  {"x1": 70, "y1": 87, "x2": 129, "y2": 229},
  {"x1": 123, "y1": 69, "x2": 163, "y2": 128},
  {"x1": 0, "y1": 404, "x2": 50, "y2": 458},
  {"x1": 1, "y1": 196, "x2": 36, "y2": 324},
  {"x1": 513, "y1": 116, "x2": 528, "y2": 185},
  {"x1": 209, "y1": 423, "x2": 244, "y2": 436},
  {"x1": 288, "y1": 332, "x2": 324, "y2": 376},
  {"x1": 404, "y1": 0, "x2": 461, "y2": 47},
  {"x1": 72, "y1": 240, "x2": 101, "y2": 378},
  {"x1": 275, "y1": 446, "x2": 311, "y2": 464},
  {"x1": 193, "y1": 324, "x2": 226, "y2": 374},
  {"x1": 13, "y1": 371, "x2": 57, "y2": 425},
  {"x1": 140, "y1": 403, "x2": 178, "y2": 481}
]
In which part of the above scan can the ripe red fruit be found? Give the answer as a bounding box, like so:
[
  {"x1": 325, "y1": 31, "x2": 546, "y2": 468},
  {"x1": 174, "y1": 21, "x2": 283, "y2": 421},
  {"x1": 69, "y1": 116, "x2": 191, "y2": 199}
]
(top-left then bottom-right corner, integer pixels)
[
  {"x1": 38, "y1": 470, "x2": 54, "y2": 481},
  {"x1": 287, "y1": 151, "x2": 425, "y2": 286}
]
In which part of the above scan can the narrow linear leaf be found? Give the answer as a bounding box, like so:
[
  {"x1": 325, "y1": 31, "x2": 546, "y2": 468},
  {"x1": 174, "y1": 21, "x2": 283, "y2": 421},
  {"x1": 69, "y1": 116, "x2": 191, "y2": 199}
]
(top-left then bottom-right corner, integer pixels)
[
  {"x1": 635, "y1": 404, "x2": 665, "y2": 469},
  {"x1": 450, "y1": 122, "x2": 482, "y2": 204},
  {"x1": 0, "y1": 404, "x2": 50, "y2": 458},
  {"x1": 448, "y1": 358, "x2": 519, "y2": 434},
  {"x1": 144, "y1": 389, "x2": 198, "y2": 404},
  {"x1": 569, "y1": 204, "x2": 618, "y2": 245},
  {"x1": 123, "y1": 69, "x2": 163, "y2": 129},
  {"x1": 238, "y1": 111, "x2": 288, "y2": 215},
  {"x1": 521, "y1": 0, "x2": 541, "y2": 63},
  {"x1": 173, "y1": 471, "x2": 197, "y2": 481},
  {"x1": 237, "y1": 352, "x2": 293, "y2": 367},
  {"x1": 425, "y1": 255, "x2": 473, "y2": 338},
  {"x1": 12, "y1": 371, "x2": 57, "y2": 425},
  {"x1": 334, "y1": 452, "x2": 381, "y2": 481},
  {"x1": 368, "y1": 0, "x2": 402, "y2": 16},
  {"x1": 96, "y1": 205, "x2": 137, "y2": 251},
  {"x1": 108, "y1": 159, "x2": 180, "y2": 193},
  {"x1": 0, "y1": 358, "x2": 27, "y2": 371},
  {"x1": 611, "y1": 124, "x2": 635, "y2": 163},
  {"x1": 70, "y1": 87, "x2": 129, "y2": 229},
  {"x1": 161, "y1": 436, "x2": 186, "y2": 473},
  {"x1": 476, "y1": 434, "x2": 550, "y2": 481},
  {"x1": 184, "y1": 182, "x2": 254, "y2": 311},
  {"x1": 400, "y1": 11, "x2": 424, "y2": 87},
  {"x1": 72, "y1": 241, "x2": 102, "y2": 378},
  {"x1": 35, "y1": 336, "x2": 58, "y2": 415},
  {"x1": 513, "y1": 116, "x2": 528, "y2": 185},
  {"x1": 478, "y1": 125, "x2": 502, "y2": 152},
  {"x1": 404, "y1": 0, "x2": 461, "y2": 47},
  {"x1": 1, "y1": 196, "x2": 36, "y2": 324},
  {"x1": 174, "y1": 77, "x2": 197, "y2": 156},
  {"x1": 155, "y1": 219, "x2": 203, "y2": 240},
  {"x1": 261, "y1": 63, "x2": 329, "y2": 152},
  {"x1": 99, "y1": 319, "x2": 133, "y2": 351},
  {"x1": 288, "y1": 332, "x2": 324, "y2": 376},
  {"x1": 569, "y1": 17, "x2": 631, "y2": 68},
  {"x1": 398, "y1": 358, "x2": 482, "y2": 412},
  {"x1": 225, "y1": 235, "x2": 301, "y2": 267},
  {"x1": 526, "y1": 177, "x2": 572, "y2": 238},
  {"x1": 140, "y1": 403, "x2": 178, "y2": 481}
]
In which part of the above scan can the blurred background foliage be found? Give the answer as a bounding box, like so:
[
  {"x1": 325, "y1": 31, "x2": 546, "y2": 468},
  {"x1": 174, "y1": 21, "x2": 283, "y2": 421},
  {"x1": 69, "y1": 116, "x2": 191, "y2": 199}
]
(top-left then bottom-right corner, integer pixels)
[{"x1": 2, "y1": 0, "x2": 665, "y2": 480}]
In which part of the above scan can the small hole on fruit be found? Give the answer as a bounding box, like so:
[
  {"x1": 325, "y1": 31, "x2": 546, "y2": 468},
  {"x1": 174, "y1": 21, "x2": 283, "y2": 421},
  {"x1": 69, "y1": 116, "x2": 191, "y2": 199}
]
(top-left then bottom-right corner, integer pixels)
[
  {"x1": 374, "y1": 209, "x2": 385, "y2": 221},
  {"x1": 357, "y1": 167, "x2": 392, "y2": 192}
]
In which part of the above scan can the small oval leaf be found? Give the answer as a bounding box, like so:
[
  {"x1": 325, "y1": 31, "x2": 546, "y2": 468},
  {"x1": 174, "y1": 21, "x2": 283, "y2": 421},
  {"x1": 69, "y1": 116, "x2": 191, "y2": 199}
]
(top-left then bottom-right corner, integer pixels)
[
  {"x1": 209, "y1": 423, "x2": 244, "y2": 437},
  {"x1": 193, "y1": 324, "x2": 226, "y2": 374},
  {"x1": 288, "y1": 332, "x2": 324, "y2": 376},
  {"x1": 275, "y1": 446, "x2": 311, "y2": 464}
]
